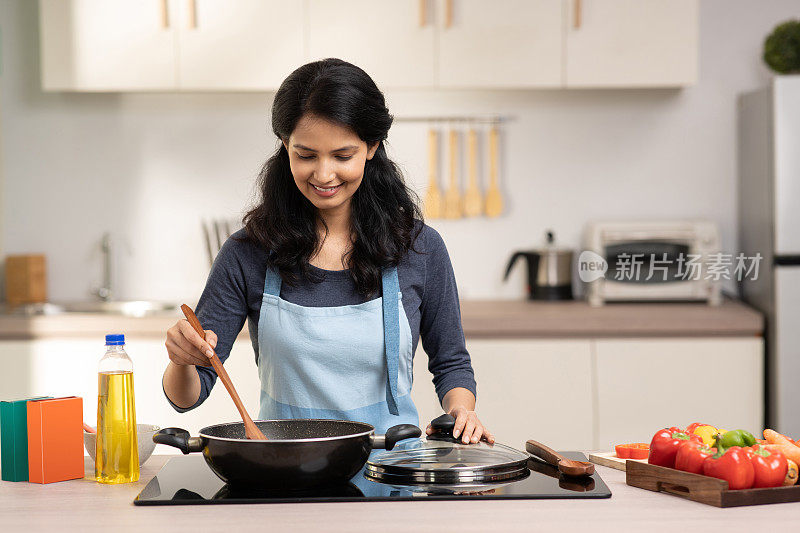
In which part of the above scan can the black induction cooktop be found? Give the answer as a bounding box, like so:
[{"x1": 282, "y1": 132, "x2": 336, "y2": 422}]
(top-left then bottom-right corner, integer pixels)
[{"x1": 133, "y1": 452, "x2": 611, "y2": 505}]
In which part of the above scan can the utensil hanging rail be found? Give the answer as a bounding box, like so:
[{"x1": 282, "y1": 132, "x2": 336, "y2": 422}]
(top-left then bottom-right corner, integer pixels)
[{"x1": 394, "y1": 115, "x2": 512, "y2": 125}]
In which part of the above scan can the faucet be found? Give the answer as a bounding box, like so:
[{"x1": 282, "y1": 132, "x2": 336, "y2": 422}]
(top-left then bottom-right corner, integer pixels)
[{"x1": 93, "y1": 233, "x2": 113, "y2": 301}]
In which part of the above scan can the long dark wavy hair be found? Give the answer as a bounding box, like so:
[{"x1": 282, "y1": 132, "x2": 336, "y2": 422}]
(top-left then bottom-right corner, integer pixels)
[{"x1": 243, "y1": 58, "x2": 423, "y2": 297}]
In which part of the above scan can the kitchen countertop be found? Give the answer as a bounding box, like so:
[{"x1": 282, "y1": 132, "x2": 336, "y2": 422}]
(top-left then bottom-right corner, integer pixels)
[
  {"x1": 0, "y1": 299, "x2": 762, "y2": 340},
  {"x1": 1, "y1": 455, "x2": 797, "y2": 532},
  {"x1": 459, "y1": 299, "x2": 763, "y2": 338}
]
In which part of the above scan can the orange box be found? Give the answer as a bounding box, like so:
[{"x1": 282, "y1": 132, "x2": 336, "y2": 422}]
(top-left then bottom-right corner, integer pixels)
[{"x1": 27, "y1": 397, "x2": 84, "y2": 484}]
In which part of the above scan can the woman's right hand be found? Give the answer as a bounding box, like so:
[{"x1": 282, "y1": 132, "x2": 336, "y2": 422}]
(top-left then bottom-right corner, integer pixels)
[{"x1": 165, "y1": 319, "x2": 218, "y2": 367}]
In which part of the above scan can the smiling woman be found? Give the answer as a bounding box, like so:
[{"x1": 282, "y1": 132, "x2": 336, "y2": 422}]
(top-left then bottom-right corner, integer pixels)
[
  {"x1": 285, "y1": 117, "x2": 378, "y2": 236},
  {"x1": 162, "y1": 58, "x2": 492, "y2": 444}
]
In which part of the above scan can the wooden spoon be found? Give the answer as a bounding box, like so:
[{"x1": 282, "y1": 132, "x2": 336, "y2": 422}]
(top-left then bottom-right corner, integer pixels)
[
  {"x1": 526, "y1": 439, "x2": 595, "y2": 477},
  {"x1": 423, "y1": 129, "x2": 443, "y2": 219},
  {"x1": 463, "y1": 128, "x2": 483, "y2": 217},
  {"x1": 484, "y1": 125, "x2": 503, "y2": 218},
  {"x1": 443, "y1": 129, "x2": 462, "y2": 219},
  {"x1": 181, "y1": 304, "x2": 267, "y2": 440}
]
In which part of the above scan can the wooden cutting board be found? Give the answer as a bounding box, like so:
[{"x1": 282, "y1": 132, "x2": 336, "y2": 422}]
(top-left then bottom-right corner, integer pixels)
[{"x1": 588, "y1": 451, "x2": 647, "y2": 471}]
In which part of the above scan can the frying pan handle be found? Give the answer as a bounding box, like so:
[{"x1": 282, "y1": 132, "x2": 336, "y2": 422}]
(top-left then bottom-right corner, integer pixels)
[
  {"x1": 371, "y1": 424, "x2": 422, "y2": 450},
  {"x1": 153, "y1": 428, "x2": 203, "y2": 454}
]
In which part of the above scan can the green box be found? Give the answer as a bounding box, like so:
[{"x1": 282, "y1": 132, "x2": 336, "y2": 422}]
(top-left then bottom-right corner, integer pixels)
[{"x1": 1, "y1": 397, "x2": 50, "y2": 482}]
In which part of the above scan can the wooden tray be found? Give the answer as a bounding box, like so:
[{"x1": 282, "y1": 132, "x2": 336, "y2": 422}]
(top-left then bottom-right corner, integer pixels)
[
  {"x1": 589, "y1": 451, "x2": 647, "y2": 471},
  {"x1": 626, "y1": 460, "x2": 800, "y2": 507}
]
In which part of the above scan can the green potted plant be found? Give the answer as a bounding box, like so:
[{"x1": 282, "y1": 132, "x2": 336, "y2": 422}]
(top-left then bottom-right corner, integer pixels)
[{"x1": 763, "y1": 20, "x2": 800, "y2": 74}]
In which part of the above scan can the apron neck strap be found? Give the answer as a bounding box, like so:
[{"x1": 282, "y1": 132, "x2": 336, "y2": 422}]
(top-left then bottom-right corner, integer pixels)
[
  {"x1": 381, "y1": 266, "x2": 401, "y2": 416},
  {"x1": 264, "y1": 266, "x2": 282, "y2": 296}
]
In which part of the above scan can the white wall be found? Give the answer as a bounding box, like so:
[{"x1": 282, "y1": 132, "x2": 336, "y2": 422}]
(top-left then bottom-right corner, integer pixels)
[{"x1": 1, "y1": 0, "x2": 797, "y2": 303}]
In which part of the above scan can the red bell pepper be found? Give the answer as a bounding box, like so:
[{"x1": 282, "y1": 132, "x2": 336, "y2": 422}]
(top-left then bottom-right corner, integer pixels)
[
  {"x1": 648, "y1": 427, "x2": 702, "y2": 468},
  {"x1": 685, "y1": 422, "x2": 713, "y2": 434},
  {"x1": 674, "y1": 441, "x2": 715, "y2": 474},
  {"x1": 615, "y1": 443, "x2": 649, "y2": 460},
  {"x1": 750, "y1": 445, "x2": 788, "y2": 488},
  {"x1": 702, "y1": 446, "x2": 755, "y2": 490}
]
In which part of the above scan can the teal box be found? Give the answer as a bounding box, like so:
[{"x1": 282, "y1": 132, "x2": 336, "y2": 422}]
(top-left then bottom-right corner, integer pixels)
[{"x1": 1, "y1": 397, "x2": 50, "y2": 481}]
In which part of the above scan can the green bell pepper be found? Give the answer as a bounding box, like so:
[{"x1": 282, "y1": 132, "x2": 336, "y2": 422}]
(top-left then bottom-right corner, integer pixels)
[{"x1": 717, "y1": 429, "x2": 757, "y2": 450}]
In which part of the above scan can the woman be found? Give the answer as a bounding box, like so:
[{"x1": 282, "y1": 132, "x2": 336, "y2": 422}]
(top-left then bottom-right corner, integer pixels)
[{"x1": 163, "y1": 58, "x2": 492, "y2": 444}]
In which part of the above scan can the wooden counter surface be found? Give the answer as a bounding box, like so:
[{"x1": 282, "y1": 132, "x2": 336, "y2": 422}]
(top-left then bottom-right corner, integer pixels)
[
  {"x1": 0, "y1": 299, "x2": 762, "y2": 340},
  {"x1": 1, "y1": 455, "x2": 796, "y2": 532}
]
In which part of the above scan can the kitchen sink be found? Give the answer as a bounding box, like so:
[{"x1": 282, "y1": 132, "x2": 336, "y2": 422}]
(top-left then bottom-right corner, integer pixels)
[{"x1": 1, "y1": 301, "x2": 180, "y2": 317}]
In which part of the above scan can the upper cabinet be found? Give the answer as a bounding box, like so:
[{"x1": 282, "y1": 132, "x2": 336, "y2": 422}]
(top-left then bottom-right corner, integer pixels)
[
  {"x1": 177, "y1": 0, "x2": 304, "y2": 90},
  {"x1": 437, "y1": 0, "x2": 563, "y2": 88},
  {"x1": 306, "y1": 0, "x2": 436, "y2": 89},
  {"x1": 40, "y1": 0, "x2": 303, "y2": 91},
  {"x1": 565, "y1": 0, "x2": 698, "y2": 87},
  {"x1": 39, "y1": 0, "x2": 698, "y2": 91},
  {"x1": 40, "y1": 0, "x2": 178, "y2": 90}
]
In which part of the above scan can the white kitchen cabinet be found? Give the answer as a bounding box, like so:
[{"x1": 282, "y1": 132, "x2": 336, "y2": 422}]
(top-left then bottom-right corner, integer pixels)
[
  {"x1": 412, "y1": 339, "x2": 595, "y2": 451},
  {"x1": 306, "y1": 0, "x2": 436, "y2": 89},
  {"x1": 437, "y1": 0, "x2": 563, "y2": 88},
  {"x1": 177, "y1": 0, "x2": 304, "y2": 90},
  {"x1": 39, "y1": 0, "x2": 179, "y2": 91},
  {"x1": 4, "y1": 332, "x2": 762, "y2": 454},
  {"x1": 39, "y1": 0, "x2": 699, "y2": 91},
  {"x1": 0, "y1": 341, "x2": 38, "y2": 400},
  {"x1": 565, "y1": 0, "x2": 698, "y2": 87},
  {"x1": 593, "y1": 338, "x2": 763, "y2": 449},
  {"x1": 0, "y1": 336, "x2": 262, "y2": 436}
]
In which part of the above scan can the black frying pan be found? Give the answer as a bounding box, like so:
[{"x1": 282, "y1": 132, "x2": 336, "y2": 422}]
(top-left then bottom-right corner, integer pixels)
[{"x1": 153, "y1": 419, "x2": 421, "y2": 489}]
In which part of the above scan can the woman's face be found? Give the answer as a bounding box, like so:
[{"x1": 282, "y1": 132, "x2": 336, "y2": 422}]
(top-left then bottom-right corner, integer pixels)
[{"x1": 284, "y1": 114, "x2": 378, "y2": 214}]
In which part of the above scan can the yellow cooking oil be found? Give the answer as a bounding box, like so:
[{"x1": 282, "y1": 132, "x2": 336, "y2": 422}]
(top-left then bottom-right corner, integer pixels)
[{"x1": 95, "y1": 334, "x2": 139, "y2": 484}]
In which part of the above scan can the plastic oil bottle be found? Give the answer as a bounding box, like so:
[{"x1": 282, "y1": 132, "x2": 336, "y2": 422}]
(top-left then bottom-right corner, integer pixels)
[{"x1": 95, "y1": 334, "x2": 139, "y2": 484}]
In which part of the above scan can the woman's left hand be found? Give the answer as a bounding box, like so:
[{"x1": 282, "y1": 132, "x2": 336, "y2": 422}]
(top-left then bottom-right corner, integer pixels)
[{"x1": 426, "y1": 406, "x2": 495, "y2": 445}]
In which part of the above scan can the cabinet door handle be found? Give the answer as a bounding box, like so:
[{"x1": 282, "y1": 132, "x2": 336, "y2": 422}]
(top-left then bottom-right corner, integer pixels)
[
  {"x1": 574, "y1": 0, "x2": 582, "y2": 29},
  {"x1": 419, "y1": 0, "x2": 426, "y2": 27},
  {"x1": 188, "y1": 0, "x2": 197, "y2": 29},
  {"x1": 444, "y1": 0, "x2": 453, "y2": 28},
  {"x1": 161, "y1": 0, "x2": 169, "y2": 29}
]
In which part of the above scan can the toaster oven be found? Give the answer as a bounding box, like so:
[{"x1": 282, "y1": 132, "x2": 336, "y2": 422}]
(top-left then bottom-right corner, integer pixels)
[{"x1": 582, "y1": 220, "x2": 723, "y2": 306}]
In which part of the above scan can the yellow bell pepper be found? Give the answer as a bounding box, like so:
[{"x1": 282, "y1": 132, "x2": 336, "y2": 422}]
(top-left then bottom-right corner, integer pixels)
[{"x1": 693, "y1": 425, "x2": 720, "y2": 446}]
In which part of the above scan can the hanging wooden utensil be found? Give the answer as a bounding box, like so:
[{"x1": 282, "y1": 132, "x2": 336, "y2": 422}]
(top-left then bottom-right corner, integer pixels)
[
  {"x1": 423, "y1": 129, "x2": 443, "y2": 219},
  {"x1": 443, "y1": 129, "x2": 462, "y2": 219},
  {"x1": 463, "y1": 128, "x2": 483, "y2": 217},
  {"x1": 181, "y1": 304, "x2": 267, "y2": 441},
  {"x1": 485, "y1": 125, "x2": 503, "y2": 218}
]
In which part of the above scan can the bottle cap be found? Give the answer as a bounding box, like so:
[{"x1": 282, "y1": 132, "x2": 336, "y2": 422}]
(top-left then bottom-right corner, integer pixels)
[{"x1": 105, "y1": 334, "x2": 125, "y2": 345}]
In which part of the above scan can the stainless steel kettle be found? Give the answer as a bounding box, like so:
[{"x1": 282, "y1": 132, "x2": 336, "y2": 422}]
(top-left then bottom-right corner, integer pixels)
[{"x1": 503, "y1": 231, "x2": 573, "y2": 300}]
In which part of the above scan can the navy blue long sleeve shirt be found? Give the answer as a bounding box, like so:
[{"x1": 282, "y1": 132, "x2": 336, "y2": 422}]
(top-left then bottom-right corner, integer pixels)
[{"x1": 166, "y1": 222, "x2": 476, "y2": 412}]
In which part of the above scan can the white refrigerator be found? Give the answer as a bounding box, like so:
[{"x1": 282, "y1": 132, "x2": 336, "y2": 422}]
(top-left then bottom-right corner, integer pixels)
[{"x1": 739, "y1": 76, "x2": 800, "y2": 437}]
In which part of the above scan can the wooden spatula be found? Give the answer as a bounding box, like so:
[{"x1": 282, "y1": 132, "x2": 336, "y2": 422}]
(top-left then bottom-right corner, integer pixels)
[
  {"x1": 484, "y1": 125, "x2": 503, "y2": 218},
  {"x1": 423, "y1": 129, "x2": 443, "y2": 219},
  {"x1": 181, "y1": 304, "x2": 267, "y2": 440},
  {"x1": 463, "y1": 128, "x2": 483, "y2": 217},
  {"x1": 444, "y1": 129, "x2": 462, "y2": 219},
  {"x1": 526, "y1": 439, "x2": 595, "y2": 477}
]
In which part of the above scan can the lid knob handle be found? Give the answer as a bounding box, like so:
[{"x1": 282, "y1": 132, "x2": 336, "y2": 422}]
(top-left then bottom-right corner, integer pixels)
[{"x1": 430, "y1": 413, "x2": 456, "y2": 436}]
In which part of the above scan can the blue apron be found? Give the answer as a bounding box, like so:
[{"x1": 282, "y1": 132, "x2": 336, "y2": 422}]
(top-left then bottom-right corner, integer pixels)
[{"x1": 256, "y1": 265, "x2": 419, "y2": 434}]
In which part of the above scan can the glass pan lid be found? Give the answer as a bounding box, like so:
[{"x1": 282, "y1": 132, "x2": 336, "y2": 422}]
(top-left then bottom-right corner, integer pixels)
[{"x1": 365, "y1": 415, "x2": 529, "y2": 484}]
